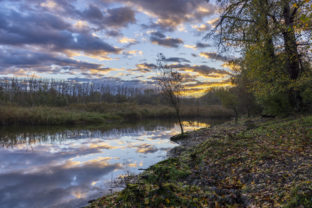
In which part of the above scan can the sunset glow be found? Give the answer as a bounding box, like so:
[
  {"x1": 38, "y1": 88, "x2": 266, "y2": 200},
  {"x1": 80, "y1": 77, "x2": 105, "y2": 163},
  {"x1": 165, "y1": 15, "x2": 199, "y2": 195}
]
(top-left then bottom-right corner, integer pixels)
[{"x1": 0, "y1": 0, "x2": 234, "y2": 96}]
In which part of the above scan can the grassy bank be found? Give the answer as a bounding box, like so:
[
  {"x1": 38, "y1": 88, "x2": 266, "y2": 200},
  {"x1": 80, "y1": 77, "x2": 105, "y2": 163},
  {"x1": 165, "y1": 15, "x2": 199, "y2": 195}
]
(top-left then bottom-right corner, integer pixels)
[
  {"x1": 87, "y1": 115, "x2": 312, "y2": 208},
  {"x1": 70, "y1": 103, "x2": 234, "y2": 119},
  {"x1": 0, "y1": 106, "x2": 117, "y2": 126},
  {"x1": 0, "y1": 103, "x2": 233, "y2": 126}
]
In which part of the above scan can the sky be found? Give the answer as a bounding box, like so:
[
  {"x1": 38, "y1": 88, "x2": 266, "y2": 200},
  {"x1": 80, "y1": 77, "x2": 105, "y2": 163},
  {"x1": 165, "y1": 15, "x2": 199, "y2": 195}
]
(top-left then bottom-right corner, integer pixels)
[{"x1": 0, "y1": 0, "x2": 235, "y2": 96}]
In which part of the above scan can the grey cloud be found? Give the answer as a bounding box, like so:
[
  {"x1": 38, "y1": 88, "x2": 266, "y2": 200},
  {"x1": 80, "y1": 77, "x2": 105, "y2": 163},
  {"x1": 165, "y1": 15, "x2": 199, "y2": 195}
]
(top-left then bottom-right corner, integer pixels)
[
  {"x1": 150, "y1": 32, "x2": 183, "y2": 48},
  {"x1": 164, "y1": 57, "x2": 190, "y2": 63},
  {"x1": 69, "y1": 77, "x2": 151, "y2": 89},
  {"x1": 200, "y1": 52, "x2": 230, "y2": 62},
  {"x1": 0, "y1": 49, "x2": 104, "y2": 74},
  {"x1": 196, "y1": 42, "x2": 211, "y2": 48},
  {"x1": 190, "y1": 65, "x2": 230, "y2": 75},
  {"x1": 134, "y1": 63, "x2": 157, "y2": 73},
  {"x1": 150, "y1": 31, "x2": 166, "y2": 39},
  {"x1": 106, "y1": 30, "x2": 122, "y2": 37},
  {"x1": 127, "y1": 0, "x2": 216, "y2": 31},
  {"x1": 83, "y1": 4, "x2": 104, "y2": 20},
  {"x1": 169, "y1": 63, "x2": 231, "y2": 76},
  {"x1": 132, "y1": 63, "x2": 156, "y2": 73},
  {"x1": 138, "y1": 63, "x2": 157, "y2": 69},
  {"x1": 0, "y1": 9, "x2": 120, "y2": 54},
  {"x1": 82, "y1": 6, "x2": 136, "y2": 28},
  {"x1": 104, "y1": 7, "x2": 136, "y2": 27}
]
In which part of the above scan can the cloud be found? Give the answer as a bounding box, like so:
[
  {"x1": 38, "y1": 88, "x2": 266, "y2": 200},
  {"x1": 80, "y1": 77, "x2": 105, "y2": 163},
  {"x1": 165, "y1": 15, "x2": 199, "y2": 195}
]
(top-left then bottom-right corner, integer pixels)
[
  {"x1": 137, "y1": 63, "x2": 157, "y2": 70},
  {"x1": 150, "y1": 32, "x2": 183, "y2": 48},
  {"x1": 128, "y1": 143, "x2": 158, "y2": 154},
  {"x1": 0, "y1": 9, "x2": 120, "y2": 55},
  {"x1": 140, "y1": 61, "x2": 231, "y2": 96},
  {"x1": 137, "y1": 63, "x2": 157, "y2": 69},
  {"x1": 164, "y1": 57, "x2": 190, "y2": 63},
  {"x1": 103, "y1": 7, "x2": 136, "y2": 28},
  {"x1": 196, "y1": 42, "x2": 211, "y2": 48},
  {"x1": 106, "y1": 30, "x2": 122, "y2": 37},
  {"x1": 0, "y1": 0, "x2": 225, "y2": 86},
  {"x1": 181, "y1": 80, "x2": 233, "y2": 97},
  {"x1": 192, "y1": 23, "x2": 210, "y2": 32},
  {"x1": 184, "y1": 44, "x2": 197, "y2": 49},
  {"x1": 207, "y1": 17, "x2": 219, "y2": 28},
  {"x1": 0, "y1": 48, "x2": 106, "y2": 75},
  {"x1": 169, "y1": 63, "x2": 230, "y2": 76},
  {"x1": 0, "y1": 157, "x2": 120, "y2": 208},
  {"x1": 184, "y1": 42, "x2": 210, "y2": 50},
  {"x1": 119, "y1": 37, "x2": 136, "y2": 44},
  {"x1": 124, "y1": 0, "x2": 216, "y2": 31},
  {"x1": 191, "y1": 17, "x2": 219, "y2": 32},
  {"x1": 123, "y1": 50, "x2": 143, "y2": 56},
  {"x1": 82, "y1": 4, "x2": 104, "y2": 20},
  {"x1": 131, "y1": 63, "x2": 157, "y2": 73},
  {"x1": 200, "y1": 52, "x2": 230, "y2": 62},
  {"x1": 80, "y1": 5, "x2": 136, "y2": 29},
  {"x1": 134, "y1": 61, "x2": 231, "y2": 81},
  {"x1": 222, "y1": 62, "x2": 241, "y2": 71}
]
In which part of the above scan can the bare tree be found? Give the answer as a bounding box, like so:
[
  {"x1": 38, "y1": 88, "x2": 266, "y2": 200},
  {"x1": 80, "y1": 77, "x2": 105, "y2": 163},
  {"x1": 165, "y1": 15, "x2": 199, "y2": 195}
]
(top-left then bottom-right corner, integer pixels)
[{"x1": 156, "y1": 53, "x2": 184, "y2": 135}]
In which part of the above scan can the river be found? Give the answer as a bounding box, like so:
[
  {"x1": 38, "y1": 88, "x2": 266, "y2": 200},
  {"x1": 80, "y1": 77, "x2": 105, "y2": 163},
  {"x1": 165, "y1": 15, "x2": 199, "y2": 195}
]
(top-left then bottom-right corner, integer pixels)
[{"x1": 0, "y1": 119, "x2": 224, "y2": 208}]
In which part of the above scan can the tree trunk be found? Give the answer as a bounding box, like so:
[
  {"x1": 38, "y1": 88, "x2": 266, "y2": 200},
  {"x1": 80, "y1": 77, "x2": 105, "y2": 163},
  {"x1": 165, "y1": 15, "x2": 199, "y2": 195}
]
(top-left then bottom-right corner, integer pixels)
[
  {"x1": 258, "y1": 0, "x2": 275, "y2": 60},
  {"x1": 234, "y1": 108, "x2": 238, "y2": 124},
  {"x1": 247, "y1": 106, "x2": 250, "y2": 118},
  {"x1": 175, "y1": 106, "x2": 184, "y2": 135},
  {"x1": 282, "y1": 1, "x2": 302, "y2": 110},
  {"x1": 282, "y1": 2, "x2": 301, "y2": 80}
]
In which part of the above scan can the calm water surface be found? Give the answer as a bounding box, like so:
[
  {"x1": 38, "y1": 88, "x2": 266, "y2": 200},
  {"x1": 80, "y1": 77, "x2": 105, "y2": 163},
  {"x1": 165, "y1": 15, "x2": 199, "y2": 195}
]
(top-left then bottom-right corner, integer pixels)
[{"x1": 0, "y1": 120, "x2": 220, "y2": 208}]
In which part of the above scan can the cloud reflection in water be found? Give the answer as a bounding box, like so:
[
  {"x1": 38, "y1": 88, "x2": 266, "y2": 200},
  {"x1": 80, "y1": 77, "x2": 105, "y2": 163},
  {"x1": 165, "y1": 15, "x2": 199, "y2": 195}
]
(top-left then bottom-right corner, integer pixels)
[{"x1": 0, "y1": 120, "x2": 210, "y2": 208}]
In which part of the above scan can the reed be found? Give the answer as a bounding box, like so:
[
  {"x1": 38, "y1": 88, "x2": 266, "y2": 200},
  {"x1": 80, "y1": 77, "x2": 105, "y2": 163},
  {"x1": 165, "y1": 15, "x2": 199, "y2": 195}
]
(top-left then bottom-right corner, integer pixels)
[{"x1": 0, "y1": 103, "x2": 233, "y2": 126}]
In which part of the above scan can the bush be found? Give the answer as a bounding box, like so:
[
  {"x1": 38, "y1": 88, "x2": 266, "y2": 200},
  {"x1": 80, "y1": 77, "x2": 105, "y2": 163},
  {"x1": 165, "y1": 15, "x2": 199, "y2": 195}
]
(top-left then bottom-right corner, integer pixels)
[{"x1": 260, "y1": 92, "x2": 292, "y2": 116}]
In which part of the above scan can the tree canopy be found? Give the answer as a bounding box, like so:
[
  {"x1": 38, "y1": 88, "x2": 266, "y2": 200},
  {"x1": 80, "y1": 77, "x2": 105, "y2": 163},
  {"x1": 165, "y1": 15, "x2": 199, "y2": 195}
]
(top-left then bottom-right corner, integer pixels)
[{"x1": 208, "y1": 0, "x2": 312, "y2": 115}]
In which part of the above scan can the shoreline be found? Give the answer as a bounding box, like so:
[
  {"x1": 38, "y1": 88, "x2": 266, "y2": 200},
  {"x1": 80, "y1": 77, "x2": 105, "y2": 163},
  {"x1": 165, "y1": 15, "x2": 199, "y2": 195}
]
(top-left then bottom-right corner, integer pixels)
[{"x1": 87, "y1": 115, "x2": 312, "y2": 208}]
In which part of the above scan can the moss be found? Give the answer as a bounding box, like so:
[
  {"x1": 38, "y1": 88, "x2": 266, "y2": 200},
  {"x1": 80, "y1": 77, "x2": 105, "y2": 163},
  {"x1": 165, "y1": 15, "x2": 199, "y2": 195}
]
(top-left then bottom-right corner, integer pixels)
[
  {"x1": 170, "y1": 133, "x2": 189, "y2": 142},
  {"x1": 284, "y1": 182, "x2": 312, "y2": 208},
  {"x1": 142, "y1": 158, "x2": 191, "y2": 184}
]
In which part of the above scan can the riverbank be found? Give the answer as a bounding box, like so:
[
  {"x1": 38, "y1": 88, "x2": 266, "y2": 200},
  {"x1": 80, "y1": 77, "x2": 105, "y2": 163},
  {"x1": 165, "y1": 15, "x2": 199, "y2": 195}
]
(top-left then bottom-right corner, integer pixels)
[
  {"x1": 0, "y1": 103, "x2": 233, "y2": 126},
  {"x1": 87, "y1": 115, "x2": 312, "y2": 207}
]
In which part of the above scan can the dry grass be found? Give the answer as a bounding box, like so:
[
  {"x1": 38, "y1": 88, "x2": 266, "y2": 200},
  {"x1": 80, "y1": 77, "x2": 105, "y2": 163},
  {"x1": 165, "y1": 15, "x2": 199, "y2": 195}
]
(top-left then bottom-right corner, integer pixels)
[{"x1": 0, "y1": 103, "x2": 233, "y2": 126}]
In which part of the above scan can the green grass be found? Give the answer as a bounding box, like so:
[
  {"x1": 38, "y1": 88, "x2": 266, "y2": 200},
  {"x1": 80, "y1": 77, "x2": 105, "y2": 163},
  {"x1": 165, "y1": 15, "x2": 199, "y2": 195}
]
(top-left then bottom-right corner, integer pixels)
[
  {"x1": 284, "y1": 181, "x2": 312, "y2": 208},
  {"x1": 87, "y1": 115, "x2": 312, "y2": 208}
]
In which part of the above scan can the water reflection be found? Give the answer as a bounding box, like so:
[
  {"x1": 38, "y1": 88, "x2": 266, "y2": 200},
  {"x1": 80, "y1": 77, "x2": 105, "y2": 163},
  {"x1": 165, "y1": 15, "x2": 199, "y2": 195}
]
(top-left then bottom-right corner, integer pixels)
[{"x1": 0, "y1": 119, "x2": 222, "y2": 208}]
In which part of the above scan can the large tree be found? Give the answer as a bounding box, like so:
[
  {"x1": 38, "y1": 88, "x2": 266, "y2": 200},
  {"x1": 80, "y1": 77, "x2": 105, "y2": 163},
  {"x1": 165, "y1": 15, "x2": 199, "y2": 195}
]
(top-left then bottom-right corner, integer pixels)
[{"x1": 208, "y1": 0, "x2": 312, "y2": 114}]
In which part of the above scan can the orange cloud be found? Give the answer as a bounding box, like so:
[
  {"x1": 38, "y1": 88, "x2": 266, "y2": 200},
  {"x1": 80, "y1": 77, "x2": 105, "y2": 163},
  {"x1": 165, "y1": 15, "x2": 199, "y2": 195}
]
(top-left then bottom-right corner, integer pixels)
[
  {"x1": 181, "y1": 81, "x2": 233, "y2": 97},
  {"x1": 119, "y1": 37, "x2": 136, "y2": 44},
  {"x1": 184, "y1": 44, "x2": 196, "y2": 49},
  {"x1": 222, "y1": 62, "x2": 240, "y2": 71}
]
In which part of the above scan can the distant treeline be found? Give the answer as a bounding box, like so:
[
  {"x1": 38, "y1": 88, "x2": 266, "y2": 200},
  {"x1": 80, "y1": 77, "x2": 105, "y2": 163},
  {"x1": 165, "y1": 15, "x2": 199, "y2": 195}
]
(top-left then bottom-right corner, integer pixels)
[
  {"x1": 0, "y1": 78, "x2": 227, "y2": 108},
  {"x1": 0, "y1": 78, "x2": 166, "y2": 106}
]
